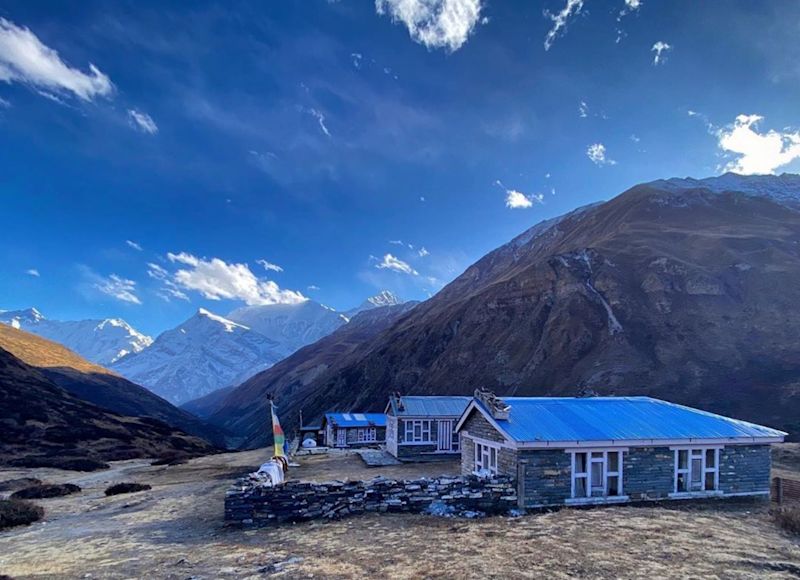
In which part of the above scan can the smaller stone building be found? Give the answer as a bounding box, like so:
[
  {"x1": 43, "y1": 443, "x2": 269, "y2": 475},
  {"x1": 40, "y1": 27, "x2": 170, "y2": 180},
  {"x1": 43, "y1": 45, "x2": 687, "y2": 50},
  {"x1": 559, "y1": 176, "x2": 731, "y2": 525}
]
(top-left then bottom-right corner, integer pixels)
[
  {"x1": 455, "y1": 391, "x2": 786, "y2": 508},
  {"x1": 321, "y1": 412, "x2": 386, "y2": 448},
  {"x1": 385, "y1": 395, "x2": 471, "y2": 460}
]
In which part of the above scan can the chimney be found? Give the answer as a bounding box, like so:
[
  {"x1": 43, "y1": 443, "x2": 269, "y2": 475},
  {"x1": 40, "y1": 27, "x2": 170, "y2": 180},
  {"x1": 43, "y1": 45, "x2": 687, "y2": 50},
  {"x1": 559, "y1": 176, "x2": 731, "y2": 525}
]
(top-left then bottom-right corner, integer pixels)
[
  {"x1": 393, "y1": 391, "x2": 404, "y2": 412},
  {"x1": 475, "y1": 388, "x2": 510, "y2": 420}
]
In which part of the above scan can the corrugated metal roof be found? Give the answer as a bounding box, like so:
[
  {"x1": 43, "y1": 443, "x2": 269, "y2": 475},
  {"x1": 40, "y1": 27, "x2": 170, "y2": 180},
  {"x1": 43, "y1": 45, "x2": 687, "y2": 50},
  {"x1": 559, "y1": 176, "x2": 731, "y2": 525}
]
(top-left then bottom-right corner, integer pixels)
[
  {"x1": 392, "y1": 396, "x2": 472, "y2": 417},
  {"x1": 325, "y1": 412, "x2": 386, "y2": 427},
  {"x1": 479, "y1": 397, "x2": 786, "y2": 443}
]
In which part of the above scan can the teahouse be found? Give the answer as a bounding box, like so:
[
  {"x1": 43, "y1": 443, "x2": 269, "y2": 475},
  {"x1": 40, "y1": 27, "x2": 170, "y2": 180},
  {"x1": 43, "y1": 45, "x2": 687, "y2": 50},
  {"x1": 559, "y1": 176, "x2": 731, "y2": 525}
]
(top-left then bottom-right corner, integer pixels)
[
  {"x1": 321, "y1": 412, "x2": 386, "y2": 448},
  {"x1": 385, "y1": 394, "x2": 471, "y2": 461},
  {"x1": 455, "y1": 389, "x2": 786, "y2": 508}
]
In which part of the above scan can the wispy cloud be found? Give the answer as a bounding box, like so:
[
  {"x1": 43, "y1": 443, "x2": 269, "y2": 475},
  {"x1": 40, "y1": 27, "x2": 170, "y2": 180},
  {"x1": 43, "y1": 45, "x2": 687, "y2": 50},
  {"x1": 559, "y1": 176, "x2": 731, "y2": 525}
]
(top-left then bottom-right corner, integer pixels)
[
  {"x1": 94, "y1": 273, "x2": 141, "y2": 304},
  {"x1": 543, "y1": 0, "x2": 584, "y2": 51},
  {"x1": 651, "y1": 41, "x2": 672, "y2": 65},
  {"x1": 25, "y1": 268, "x2": 40, "y2": 277},
  {"x1": 375, "y1": 253, "x2": 418, "y2": 275},
  {"x1": 587, "y1": 143, "x2": 616, "y2": 166},
  {"x1": 307, "y1": 284, "x2": 320, "y2": 291},
  {"x1": 578, "y1": 100, "x2": 588, "y2": 118},
  {"x1": 418, "y1": 247, "x2": 430, "y2": 257},
  {"x1": 147, "y1": 262, "x2": 189, "y2": 302},
  {"x1": 127, "y1": 109, "x2": 158, "y2": 134},
  {"x1": 375, "y1": 0, "x2": 484, "y2": 52},
  {"x1": 126, "y1": 239, "x2": 143, "y2": 251},
  {"x1": 0, "y1": 18, "x2": 113, "y2": 101},
  {"x1": 717, "y1": 114, "x2": 800, "y2": 175},
  {"x1": 497, "y1": 179, "x2": 544, "y2": 209},
  {"x1": 615, "y1": 0, "x2": 642, "y2": 43},
  {"x1": 309, "y1": 108, "x2": 331, "y2": 137},
  {"x1": 256, "y1": 259, "x2": 284, "y2": 273},
  {"x1": 0, "y1": 96, "x2": 9, "y2": 108},
  {"x1": 166, "y1": 252, "x2": 306, "y2": 305}
]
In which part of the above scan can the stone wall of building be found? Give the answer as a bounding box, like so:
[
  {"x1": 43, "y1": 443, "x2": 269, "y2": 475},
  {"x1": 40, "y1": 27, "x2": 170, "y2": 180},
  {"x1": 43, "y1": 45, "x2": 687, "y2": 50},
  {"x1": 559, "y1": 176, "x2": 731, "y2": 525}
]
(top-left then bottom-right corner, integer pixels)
[
  {"x1": 719, "y1": 445, "x2": 771, "y2": 495},
  {"x1": 624, "y1": 446, "x2": 675, "y2": 500},
  {"x1": 225, "y1": 474, "x2": 518, "y2": 527},
  {"x1": 518, "y1": 449, "x2": 572, "y2": 507}
]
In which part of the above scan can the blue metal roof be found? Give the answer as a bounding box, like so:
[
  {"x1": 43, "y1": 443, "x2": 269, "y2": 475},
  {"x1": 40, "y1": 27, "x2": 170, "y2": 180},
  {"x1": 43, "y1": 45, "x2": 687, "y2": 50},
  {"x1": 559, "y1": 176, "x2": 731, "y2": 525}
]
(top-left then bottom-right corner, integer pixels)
[
  {"x1": 324, "y1": 413, "x2": 386, "y2": 428},
  {"x1": 391, "y1": 396, "x2": 472, "y2": 417},
  {"x1": 474, "y1": 397, "x2": 786, "y2": 443}
]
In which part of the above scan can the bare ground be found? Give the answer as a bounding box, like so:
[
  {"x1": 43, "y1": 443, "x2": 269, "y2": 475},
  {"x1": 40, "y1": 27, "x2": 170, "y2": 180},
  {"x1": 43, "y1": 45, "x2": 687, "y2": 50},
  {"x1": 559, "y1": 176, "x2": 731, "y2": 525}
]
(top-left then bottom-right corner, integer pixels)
[{"x1": 0, "y1": 449, "x2": 798, "y2": 579}]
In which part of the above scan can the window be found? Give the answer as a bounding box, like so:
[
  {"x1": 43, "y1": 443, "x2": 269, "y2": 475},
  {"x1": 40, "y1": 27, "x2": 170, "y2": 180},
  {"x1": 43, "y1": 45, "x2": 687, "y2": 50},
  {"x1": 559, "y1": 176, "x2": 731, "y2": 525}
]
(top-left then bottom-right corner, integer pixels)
[
  {"x1": 356, "y1": 427, "x2": 377, "y2": 443},
  {"x1": 474, "y1": 441, "x2": 499, "y2": 475},
  {"x1": 674, "y1": 448, "x2": 718, "y2": 493},
  {"x1": 571, "y1": 450, "x2": 624, "y2": 499},
  {"x1": 404, "y1": 419, "x2": 433, "y2": 443}
]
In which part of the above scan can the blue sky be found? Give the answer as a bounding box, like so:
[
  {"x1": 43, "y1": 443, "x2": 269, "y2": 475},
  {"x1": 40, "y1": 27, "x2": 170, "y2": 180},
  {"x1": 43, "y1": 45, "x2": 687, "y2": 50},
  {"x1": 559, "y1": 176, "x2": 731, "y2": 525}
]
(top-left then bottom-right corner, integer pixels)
[{"x1": 2, "y1": 0, "x2": 800, "y2": 336}]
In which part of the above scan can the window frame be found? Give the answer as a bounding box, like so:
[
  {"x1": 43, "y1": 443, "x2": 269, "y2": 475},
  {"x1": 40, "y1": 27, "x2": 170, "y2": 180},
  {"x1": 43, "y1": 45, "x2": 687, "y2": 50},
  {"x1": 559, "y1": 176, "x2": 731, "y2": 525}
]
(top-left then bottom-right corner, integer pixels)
[
  {"x1": 356, "y1": 427, "x2": 377, "y2": 443},
  {"x1": 473, "y1": 440, "x2": 500, "y2": 476},
  {"x1": 403, "y1": 419, "x2": 433, "y2": 444},
  {"x1": 568, "y1": 449, "x2": 626, "y2": 502},
  {"x1": 672, "y1": 446, "x2": 720, "y2": 495}
]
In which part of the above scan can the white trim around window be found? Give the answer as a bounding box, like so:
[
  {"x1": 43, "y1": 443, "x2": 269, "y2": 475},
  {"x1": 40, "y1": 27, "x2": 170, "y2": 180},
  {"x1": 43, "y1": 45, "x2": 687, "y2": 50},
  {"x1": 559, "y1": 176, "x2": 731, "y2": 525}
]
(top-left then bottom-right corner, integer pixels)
[
  {"x1": 568, "y1": 449, "x2": 626, "y2": 502},
  {"x1": 403, "y1": 419, "x2": 433, "y2": 443},
  {"x1": 671, "y1": 446, "x2": 720, "y2": 496},
  {"x1": 474, "y1": 440, "x2": 501, "y2": 476}
]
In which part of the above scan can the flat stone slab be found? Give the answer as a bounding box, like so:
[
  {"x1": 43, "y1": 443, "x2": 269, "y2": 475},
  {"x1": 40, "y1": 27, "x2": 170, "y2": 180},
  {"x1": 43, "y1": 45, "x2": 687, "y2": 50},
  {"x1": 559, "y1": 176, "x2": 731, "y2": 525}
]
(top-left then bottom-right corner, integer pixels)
[{"x1": 356, "y1": 449, "x2": 402, "y2": 467}]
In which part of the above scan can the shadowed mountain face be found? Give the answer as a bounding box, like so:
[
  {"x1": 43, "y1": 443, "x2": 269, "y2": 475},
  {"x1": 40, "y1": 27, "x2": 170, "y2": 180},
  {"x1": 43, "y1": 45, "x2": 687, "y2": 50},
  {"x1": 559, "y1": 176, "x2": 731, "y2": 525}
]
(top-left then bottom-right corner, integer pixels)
[
  {"x1": 0, "y1": 347, "x2": 217, "y2": 465},
  {"x1": 0, "y1": 324, "x2": 225, "y2": 447},
  {"x1": 211, "y1": 174, "x2": 800, "y2": 446},
  {"x1": 206, "y1": 302, "x2": 419, "y2": 447}
]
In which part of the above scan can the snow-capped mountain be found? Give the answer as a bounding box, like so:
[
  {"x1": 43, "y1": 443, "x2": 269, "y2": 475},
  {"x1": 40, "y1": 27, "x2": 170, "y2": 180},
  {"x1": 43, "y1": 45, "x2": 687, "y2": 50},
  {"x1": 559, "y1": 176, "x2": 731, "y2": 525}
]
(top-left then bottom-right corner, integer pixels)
[
  {"x1": 111, "y1": 308, "x2": 284, "y2": 405},
  {"x1": 648, "y1": 172, "x2": 800, "y2": 209},
  {"x1": 226, "y1": 300, "x2": 348, "y2": 357},
  {"x1": 343, "y1": 290, "x2": 403, "y2": 319},
  {"x1": 0, "y1": 308, "x2": 152, "y2": 366}
]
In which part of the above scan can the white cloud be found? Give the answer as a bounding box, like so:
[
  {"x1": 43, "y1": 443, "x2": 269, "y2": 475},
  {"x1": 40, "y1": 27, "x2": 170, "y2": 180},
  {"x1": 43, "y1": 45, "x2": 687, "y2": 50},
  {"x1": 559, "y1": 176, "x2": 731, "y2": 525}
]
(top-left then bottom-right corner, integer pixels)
[
  {"x1": 651, "y1": 41, "x2": 672, "y2": 65},
  {"x1": 0, "y1": 18, "x2": 113, "y2": 101},
  {"x1": 418, "y1": 247, "x2": 430, "y2": 257},
  {"x1": 505, "y1": 189, "x2": 544, "y2": 209},
  {"x1": 543, "y1": 0, "x2": 584, "y2": 51},
  {"x1": 375, "y1": 253, "x2": 418, "y2": 275},
  {"x1": 587, "y1": 143, "x2": 616, "y2": 166},
  {"x1": 256, "y1": 259, "x2": 284, "y2": 273},
  {"x1": 146, "y1": 262, "x2": 189, "y2": 302},
  {"x1": 126, "y1": 239, "x2": 143, "y2": 251},
  {"x1": 578, "y1": 100, "x2": 588, "y2": 118},
  {"x1": 309, "y1": 108, "x2": 331, "y2": 137},
  {"x1": 127, "y1": 109, "x2": 158, "y2": 134},
  {"x1": 375, "y1": 0, "x2": 484, "y2": 52},
  {"x1": 351, "y1": 52, "x2": 363, "y2": 69},
  {"x1": 95, "y1": 273, "x2": 141, "y2": 305},
  {"x1": 166, "y1": 252, "x2": 306, "y2": 305},
  {"x1": 25, "y1": 268, "x2": 40, "y2": 277},
  {"x1": 307, "y1": 284, "x2": 320, "y2": 291},
  {"x1": 717, "y1": 114, "x2": 800, "y2": 175}
]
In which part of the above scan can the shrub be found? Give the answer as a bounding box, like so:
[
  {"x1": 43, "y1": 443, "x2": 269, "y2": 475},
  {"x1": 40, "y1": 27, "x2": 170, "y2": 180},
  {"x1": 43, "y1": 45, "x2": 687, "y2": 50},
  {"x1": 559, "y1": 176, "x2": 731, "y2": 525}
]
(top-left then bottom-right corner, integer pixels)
[
  {"x1": 105, "y1": 482, "x2": 151, "y2": 496},
  {"x1": 151, "y1": 455, "x2": 187, "y2": 466},
  {"x1": 0, "y1": 478, "x2": 42, "y2": 492},
  {"x1": 0, "y1": 499, "x2": 44, "y2": 530},
  {"x1": 8, "y1": 456, "x2": 109, "y2": 472},
  {"x1": 773, "y1": 506, "x2": 800, "y2": 535},
  {"x1": 10, "y1": 483, "x2": 81, "y2": 500}
]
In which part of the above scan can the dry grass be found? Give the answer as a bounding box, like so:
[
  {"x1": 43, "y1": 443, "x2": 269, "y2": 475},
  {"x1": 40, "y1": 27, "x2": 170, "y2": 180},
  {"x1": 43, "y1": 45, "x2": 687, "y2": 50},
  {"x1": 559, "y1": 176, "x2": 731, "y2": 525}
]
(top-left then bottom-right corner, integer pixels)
[
  {"x1": 0, "y1": 324, "x2": 112, "y2": 375},
  {"x1": 0, "y1": 450, "x2": 798, "y2": 579}
]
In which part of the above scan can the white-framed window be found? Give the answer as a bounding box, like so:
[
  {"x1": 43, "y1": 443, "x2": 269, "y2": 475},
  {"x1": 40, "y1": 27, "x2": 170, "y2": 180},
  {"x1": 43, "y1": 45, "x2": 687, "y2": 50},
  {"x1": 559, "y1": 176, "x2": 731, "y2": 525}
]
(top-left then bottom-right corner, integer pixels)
[
  {"x1": 570, "y1": 450, "x2": 624, "y2": 499},
  {"x1": 674, "y1": 447, "x2": 719, "y2": 493},
  {"x1": 356, "y1": 427, "x2": 377, "y2": 443},
  {"x1": 404, "y1": 419, "x2": 432, "y2": 443},
  {"x1": 474, "y1": 441, "x2": 500, "y2": 475}
]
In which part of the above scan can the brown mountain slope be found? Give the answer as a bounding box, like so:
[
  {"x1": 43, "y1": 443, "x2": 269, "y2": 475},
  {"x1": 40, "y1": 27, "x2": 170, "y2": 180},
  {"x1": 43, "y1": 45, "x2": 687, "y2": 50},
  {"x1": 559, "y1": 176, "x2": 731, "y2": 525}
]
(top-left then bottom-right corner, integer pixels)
[
  {"x1": 206, "y1": 302, "x2": 418, "y2": 447},
  {"x1": 0, "y1": 347, "x2": 216, "y2": 466},
  {"x1": 0, "y1": 325, "x2": 225, "y2": 446},
  {"x1": 212, "y1": 174, "x2": 800, "y2": 446}
]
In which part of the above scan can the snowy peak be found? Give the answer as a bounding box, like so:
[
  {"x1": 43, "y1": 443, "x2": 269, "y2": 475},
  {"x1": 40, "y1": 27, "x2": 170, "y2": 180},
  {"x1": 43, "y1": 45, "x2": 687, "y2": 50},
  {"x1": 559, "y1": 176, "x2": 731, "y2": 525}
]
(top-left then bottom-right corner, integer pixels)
[
  {"x1": 111, "y1": 307, "x2": 282, "y2": 405},
  {"x1": 0, "y1": 308, "x2": 152, "y2": 365},
  {"x1": 648, "y1": 172, "x2": 800, "y2": 208},
  {"x1": 343, "y1": 290, "x2": 404, "y2": 320}
]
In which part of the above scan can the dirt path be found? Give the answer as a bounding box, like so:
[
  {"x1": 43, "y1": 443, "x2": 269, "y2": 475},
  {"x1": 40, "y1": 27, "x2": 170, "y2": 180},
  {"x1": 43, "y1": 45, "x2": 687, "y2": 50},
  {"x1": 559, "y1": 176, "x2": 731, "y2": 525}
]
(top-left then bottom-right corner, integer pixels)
[{"x1": 0, "y1": 450, "x2": 798, "y2": 579}]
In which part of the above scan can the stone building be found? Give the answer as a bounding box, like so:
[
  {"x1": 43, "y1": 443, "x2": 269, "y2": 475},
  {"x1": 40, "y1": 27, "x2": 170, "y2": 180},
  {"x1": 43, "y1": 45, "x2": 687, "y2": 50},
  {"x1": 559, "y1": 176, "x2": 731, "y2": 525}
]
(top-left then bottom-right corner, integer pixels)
[
  {"x1": 385, "y1": 395, "x2": 471, "y2": 461},
  {"x1": 455, "y1": 391, "x2": 785, "y2": 508},
  {"x1": 321, "y1": 412, "x2": 386, "y2": 448}
]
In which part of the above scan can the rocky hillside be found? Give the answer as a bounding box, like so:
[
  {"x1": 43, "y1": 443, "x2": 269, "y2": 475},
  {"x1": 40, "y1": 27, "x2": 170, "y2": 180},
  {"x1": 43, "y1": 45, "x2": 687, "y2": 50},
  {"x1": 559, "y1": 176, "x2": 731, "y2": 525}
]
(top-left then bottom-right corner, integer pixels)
[
  {"x1": 0, "y1": 346, "x2": 217, "y2": 467},
  {"x1": 212, "y1": 173, "x2": 800, "y2": 445},
  {"x1": 0, "y1": 324, "x2": 224, "y2": 446},
  {"x1": 206, "y1": 302, "x2": 418, "y2": 447}
]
